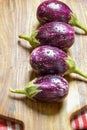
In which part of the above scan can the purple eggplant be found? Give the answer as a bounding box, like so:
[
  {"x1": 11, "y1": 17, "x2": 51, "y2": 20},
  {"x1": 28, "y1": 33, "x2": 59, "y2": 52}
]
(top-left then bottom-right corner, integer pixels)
[
  {"x1": 30, "y1": 45, "x2": 87, "y2": 78},
  {"x1": 10, "y1": 75, "x2": 69, "y2": 102},
  {"x1": 37, "y1": 0, "x2": 87, "y2": 33},
  {"x1": 19, "y1": 22, "x2": 75, "y2": 50}
]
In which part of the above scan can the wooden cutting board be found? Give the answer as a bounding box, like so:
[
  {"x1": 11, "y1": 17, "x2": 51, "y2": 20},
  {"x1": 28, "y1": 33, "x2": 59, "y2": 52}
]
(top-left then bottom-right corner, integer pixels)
[{"x1": 0, "y1": 0, "x2": 87, "y2": 129}]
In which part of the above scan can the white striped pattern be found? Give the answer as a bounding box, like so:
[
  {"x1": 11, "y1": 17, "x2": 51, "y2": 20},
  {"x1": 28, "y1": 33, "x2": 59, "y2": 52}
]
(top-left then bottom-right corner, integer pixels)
[
  {"x1": 15, "y1": 124, "x2": 21, "y2": 130},
  {"x1": 71, "y1": 119, "x2": 76, "y2": 129},
  {"x1": 0, "y1": 118, "x2": 22, "y2": 130},
  {"x1": 85, "y1": 111, "x2": 87, "y2": 120},
  {"x1": 78, "y1": 114, "x2": 84, "y2": 129},
  {"x1": 1, "y1": 113, "x2": 87, "y2": 130},
  {"x1": 7, "y1": 121, "x2": 13, "y2": 130}
]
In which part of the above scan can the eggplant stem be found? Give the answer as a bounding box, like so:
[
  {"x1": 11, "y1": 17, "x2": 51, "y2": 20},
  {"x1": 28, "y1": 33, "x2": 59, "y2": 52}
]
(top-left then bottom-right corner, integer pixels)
[
  {"x1": 69, "y1": 13, "x2": 87, "y2": 33},
  {"x1": 74, "y1": 68, "x2": 87, "y2": 78},
  {"x1": 19, "y1": 34, "x2": 30, "y2": 41},
  {"x1": 10, "y1": 79, "x2": 41, "y2": 98},
  {"x1": 10, "y1": 88, "x2": 25, "y2": 94},
  {"x1": 74, "y1": 21, "x2": 87, "y2": 33},
  {"x1": 65, "y1": 56, "x2": 87, "y2": 78},
  {"x1": 19, "y1": 31, "x2": 39, "y2": 48}
]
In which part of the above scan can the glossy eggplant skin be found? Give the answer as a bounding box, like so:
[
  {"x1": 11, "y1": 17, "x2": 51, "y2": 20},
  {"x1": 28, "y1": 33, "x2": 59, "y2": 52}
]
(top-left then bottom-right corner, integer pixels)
[
  {"x1": 34, "y1": 75, "x2": 69, "y2": 102},
  {"x1": 36, "y1": 0, "x2": 87, "y2": 33},
  {"x1": 30, "y1": 45, "x2": 68, "y2": 75},
  {"x1": 10, "y1": 75, "x2": 69, "y2": 102},
  {"x1": 36, "y1": 22, "x2": 74, "y2": 50},
  {"x1": 37, "y1": 0, "x2": 72, "y2": 23}
]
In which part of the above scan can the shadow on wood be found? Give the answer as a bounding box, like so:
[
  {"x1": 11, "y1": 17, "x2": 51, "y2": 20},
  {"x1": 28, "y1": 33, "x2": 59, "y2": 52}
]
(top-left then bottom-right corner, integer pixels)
[{"x1": 9, "y1": 95, "x2": 64, "y2": 116}]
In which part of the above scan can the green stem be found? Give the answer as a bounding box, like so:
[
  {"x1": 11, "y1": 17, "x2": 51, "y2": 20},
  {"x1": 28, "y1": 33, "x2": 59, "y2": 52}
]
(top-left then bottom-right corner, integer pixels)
[
  {"x1": 19, "y1": 35, "x2": 30, "y2": 41},
  {"x1": 19, "y1": 31, "x2": 40, "y2": 48},
  {"x1": 74, "y1": 68, "x2": 87, "y2": 78},
  {"x1": 10, "y1": 79, "x2": 41, "y2": 98},
  {"x1": 10, "y1": 88, "x2": 25, "y2": 94},
  {"x1": 69, "y1": 13, "x2": 87, "y2": 33},
  {"x1": 75, "y1": 21, "x2": 87, "y2": 33},
  {"x1": 65, "y1": 56, "x2": 87, "y2": 78}
]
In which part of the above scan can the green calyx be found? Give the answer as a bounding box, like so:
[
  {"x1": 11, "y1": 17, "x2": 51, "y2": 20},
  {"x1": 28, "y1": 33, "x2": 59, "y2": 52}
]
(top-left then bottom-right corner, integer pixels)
[
  {"x1": 64, "y1": 56, "x2": 87, "y2": 78},
  {"x1": 19, "y1": 31, "x2": 40, "y2": 48},
  {"x1": 10, "y1": 78, "x2": 42, "y2": 99},
  {"x1": 69, "y1": 13, "x2": 87, "y2": 33},
  {"x1": 64, "y1": 56, "x2": 76, "y2": 75}
]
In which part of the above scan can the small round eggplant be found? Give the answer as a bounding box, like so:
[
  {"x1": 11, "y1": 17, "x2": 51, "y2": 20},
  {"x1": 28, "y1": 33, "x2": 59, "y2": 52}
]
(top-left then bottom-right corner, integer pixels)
[
  {"x1": 37, "y1": 0, "x2": 87, "y2": 33},
  {"x1": 30, "y1": 45, "x2": 87, "y2": 78},
  {"x1": 19, "y1": 22, "x2": 75, "y2": 50},
  {"x1": 10, "y1": 75, "x2": 69, "y2": 102}
]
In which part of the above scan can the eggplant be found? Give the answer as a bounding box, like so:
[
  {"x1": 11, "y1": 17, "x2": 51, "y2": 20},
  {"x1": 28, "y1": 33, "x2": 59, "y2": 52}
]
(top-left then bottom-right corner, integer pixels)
[
  {"x1": 30, "y1": 45, "x2": 87, "y2": 78},
  {"x1": 10, "y1": 75, "x2": 69, "y2": 102},
  {"x1": 37, "y1": 0, "x2": 87, "y2": 33},
  {"x1": 19, "y1": 22, "x2": 75, "y2": 50}
]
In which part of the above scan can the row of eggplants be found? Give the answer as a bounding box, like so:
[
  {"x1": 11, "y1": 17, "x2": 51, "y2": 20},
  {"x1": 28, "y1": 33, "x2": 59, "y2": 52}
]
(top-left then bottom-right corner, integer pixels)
[{"x1": 10, "y1": 0, "x2": 87, "y2": 103}]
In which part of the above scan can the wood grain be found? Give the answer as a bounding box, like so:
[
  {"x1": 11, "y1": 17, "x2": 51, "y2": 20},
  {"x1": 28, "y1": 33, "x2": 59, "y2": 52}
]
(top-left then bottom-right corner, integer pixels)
[{"x1": 0, "y1": 0, "x2": 87, "y2": 130}]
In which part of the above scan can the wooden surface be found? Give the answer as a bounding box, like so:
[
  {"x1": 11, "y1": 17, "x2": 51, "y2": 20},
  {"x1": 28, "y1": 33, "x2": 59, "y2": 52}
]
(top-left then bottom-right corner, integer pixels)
[{"x1": 0, "y1": 0, "x2": 87, "y2": 130}]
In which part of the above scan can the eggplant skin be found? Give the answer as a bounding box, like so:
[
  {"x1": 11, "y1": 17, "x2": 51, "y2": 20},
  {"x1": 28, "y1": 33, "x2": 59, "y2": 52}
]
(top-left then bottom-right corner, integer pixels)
[
  {"x1": 37, "y1": 0, "x2": 72, "y2": 23},
  {"x1": 36, "y1": 22, "x2": 74, "y2": 50},
  {"x1": 34, "y1": 75, "x2": 69, "y2": 102},
  {"x1": 30, "y1": 45, "x2": 68, "y2": 75}
]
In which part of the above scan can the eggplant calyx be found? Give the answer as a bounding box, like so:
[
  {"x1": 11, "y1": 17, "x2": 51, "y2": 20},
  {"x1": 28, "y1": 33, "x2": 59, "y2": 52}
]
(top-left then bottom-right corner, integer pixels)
[
  {"x1": 10, "y1": 79, "x2": 42, "y2": 99},
  {"x1": 64, "y1": 56, "x2": 76, "y2": 75},
  {"x1": 19, "y1": 31, "x2": 40, "y2": 48},
  {"x1": 65, "y1": 56, "x2": 87, "y2": 78},
  {"x1": 69, "y1": 13, "x2": 87, "y2": 33}
]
